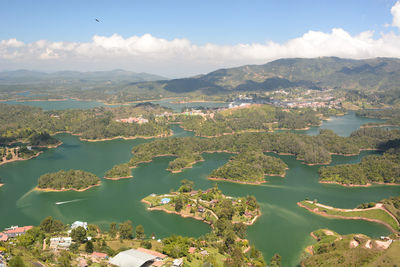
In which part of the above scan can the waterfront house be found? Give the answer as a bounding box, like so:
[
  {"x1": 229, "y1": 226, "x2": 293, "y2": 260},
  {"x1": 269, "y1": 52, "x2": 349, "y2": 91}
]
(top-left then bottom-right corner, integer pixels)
[
  {"x1": 3, "y1": 225, "x2": 33, "y2": 238},
  {"x1": 71, "y1": 221, "x2": 88, "y2": 230},
  {"x1": 92, "y1": 252, "x2": 108, "y2": 259},
  {"x1": 136, "y1": 247, "x2": 167, "y2": 261},
  {"x1": 0, "y1": 233, "x2": 8, "y2": 242}
]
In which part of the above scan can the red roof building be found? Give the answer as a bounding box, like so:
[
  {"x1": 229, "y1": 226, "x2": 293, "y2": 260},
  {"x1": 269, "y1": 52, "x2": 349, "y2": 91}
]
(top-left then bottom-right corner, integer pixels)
[
  {"x1": 136, "y1": 247, "x2": 167, "y2": 259},
  {"x1": 4, "y1": 226, "x2": 33, "y2": 238}
]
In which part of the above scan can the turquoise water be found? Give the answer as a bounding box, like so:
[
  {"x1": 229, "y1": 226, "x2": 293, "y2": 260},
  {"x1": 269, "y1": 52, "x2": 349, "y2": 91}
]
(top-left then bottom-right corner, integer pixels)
[{"x1": 0, "y1": 112, "x2": 398, "y2": 266}]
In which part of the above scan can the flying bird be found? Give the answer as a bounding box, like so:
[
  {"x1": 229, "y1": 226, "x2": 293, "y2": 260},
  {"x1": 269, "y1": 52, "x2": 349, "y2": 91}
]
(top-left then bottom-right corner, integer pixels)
[{"x1": 95, "y1": 18, "x2": 100, "y2": 22}]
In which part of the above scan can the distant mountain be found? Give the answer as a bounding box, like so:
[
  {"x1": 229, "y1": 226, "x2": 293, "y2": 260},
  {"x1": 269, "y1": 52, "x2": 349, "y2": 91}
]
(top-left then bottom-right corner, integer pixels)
[
  {"x1": 0, "y1": 69, "x2": 167, "y2": 84},
  {"x1": 125, "y1": 57, "x2": 400, "y2": 95}
]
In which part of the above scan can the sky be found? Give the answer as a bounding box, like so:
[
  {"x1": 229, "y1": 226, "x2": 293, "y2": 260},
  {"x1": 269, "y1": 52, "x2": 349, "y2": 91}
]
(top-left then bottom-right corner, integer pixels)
[{"x1": 1, "y1": 0, "x2": 400, "y2": 77}]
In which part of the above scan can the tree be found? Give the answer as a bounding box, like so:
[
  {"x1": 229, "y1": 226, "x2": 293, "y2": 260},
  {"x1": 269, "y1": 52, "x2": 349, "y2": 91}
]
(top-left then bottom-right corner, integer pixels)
[
  {"x1": 233, "y1": 223, "x2": 247, "y2": 239},
  {"x1": 178, "y1": 179, "x2": 194, "y2": 192},
  {"x1": 39, "y1": 216, "x2": 64, "y2": 233},
  {"x1": 175, "y1": 197, "x2": 183, "y2": 212},
  {"x1": 109, "y1": 222, "x2": 118, "y2": 238},
  {"x1": 269, "y1": 253, "x2": 282, "y2": 267},
  {"x1": 71, "y1": 226, "x2": 87, "y2": 243},
  {"x1": 8, "y1": 256, "x2": 26, "y2": 267},
  {"x1": 135, "y1": 224, "x2": 145, "y2": 239},
  {"x1": 119, "y1": 220, "x2": 133, "y2": 239},
  {"x1": 85, "y1": 241, "x2": 94, "y2": 253},
  {"x1": 69, "y1": 242, "x2": 79, "y2": 253},
  {"x1": 58, "y1": 250, "x2": 71, "y2": 267}
]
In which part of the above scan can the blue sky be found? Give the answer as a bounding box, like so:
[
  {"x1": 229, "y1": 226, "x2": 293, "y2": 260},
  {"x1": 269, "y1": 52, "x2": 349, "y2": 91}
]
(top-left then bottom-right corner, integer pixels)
[
  {"x1": 1, "y1": 0, "x2": 397, "y2": 44},
  {"x1": 1, "y1": 0, "x2": 400, "y2": 77}
]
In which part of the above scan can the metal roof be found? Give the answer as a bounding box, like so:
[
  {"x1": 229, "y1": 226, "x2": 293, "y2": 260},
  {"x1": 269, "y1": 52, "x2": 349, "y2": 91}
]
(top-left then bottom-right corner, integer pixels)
[{"x1": 109, "y1": 249, "x2": 157, "y2": 267}]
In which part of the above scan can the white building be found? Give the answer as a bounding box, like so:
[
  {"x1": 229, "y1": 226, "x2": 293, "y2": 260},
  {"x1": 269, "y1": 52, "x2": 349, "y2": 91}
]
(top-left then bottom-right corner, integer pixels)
[
  {"x1": 71, "y1": 221, "x2": 88, "y2": 230},
  {"x1": 50, "y1": 237, "x2": 72, "y2": 250}
]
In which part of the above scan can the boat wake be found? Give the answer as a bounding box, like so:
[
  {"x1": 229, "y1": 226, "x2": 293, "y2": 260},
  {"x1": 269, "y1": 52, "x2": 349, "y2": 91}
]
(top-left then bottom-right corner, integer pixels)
[{"x1": 55, "y1": 199, "x2": 82, "y2": 205}]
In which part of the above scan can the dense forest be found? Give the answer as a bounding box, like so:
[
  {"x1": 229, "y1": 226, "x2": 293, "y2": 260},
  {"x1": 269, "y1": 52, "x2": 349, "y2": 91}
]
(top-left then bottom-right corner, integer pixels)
[
  {"x1": 37, "y1": 170, "x2": 100, "y2": 191},
  {"x1": 104, "y1": 163, "x2": 132, "y2": 179},
  {"x1": 174, "y1": 105, "x2": 322, "y2": 137},
  {"x1": 128, "y1": 128, "x2": 400, "y2": 172},
  {"x1": 357, "y1": 109, "x2": 400, "y2": 126},
  {"x1": 0, "y1": 103, "x2": 171, "y2": 143},
  {"x1": 209, "y1": 151, "x2": 287, "y2": 183},
  {"x1": 319, "y1": 147, "x2": 400, "y2": 186}
]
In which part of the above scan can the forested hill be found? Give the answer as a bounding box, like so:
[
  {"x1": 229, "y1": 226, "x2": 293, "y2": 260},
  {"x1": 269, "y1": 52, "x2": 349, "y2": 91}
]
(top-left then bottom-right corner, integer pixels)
[{"x1": 155, "y1": 57, "x2": 400, "y2": 94}]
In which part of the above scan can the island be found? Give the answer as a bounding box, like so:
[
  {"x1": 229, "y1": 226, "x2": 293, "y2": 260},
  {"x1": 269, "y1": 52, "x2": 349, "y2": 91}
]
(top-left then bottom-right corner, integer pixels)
[
  {"x1": 37, "y1": 170, "x2": 101, "y2": 192},
  {"x1": 297, "y1": 197, "x2": 400, "y2": 233},
  {"x1": 208, "y1": 150, "x2": 287, "y2": 184},
  {"x1": 142, "y1": 181, "x2": 260, "y2": 226},
  {"x1": 319, "y1": 147, "x2": 400, "y2": 186},
  {"x1": 104, "y1": 163, "x2": 133, "y2": 180},
  {"x1": 127, "y1": 127, "x2": 400, "y2": 173},
  {"x1": 302, "y1": 229, "x2": 397, "y2": 266}
]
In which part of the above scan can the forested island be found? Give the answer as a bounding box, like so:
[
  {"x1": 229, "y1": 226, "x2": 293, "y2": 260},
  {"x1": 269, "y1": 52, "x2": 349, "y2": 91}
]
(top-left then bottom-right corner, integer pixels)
[
  {"x1": 142, "y1": 181, "x2": 261, "y2": 225},
  {"x1": 301, "y1": 229, "x2": 398, "y2": 266},
  {"x1": 357, "y1": 109, "x2": 400, "y2": 127},
  {"x1": 104, "y1": 163, "x2": 132, "y2": 180},
  {"x1": 298, "y1": 197, "x2": 400, "y2": 233},
  {"x1": 0, "y1": 103, "x2": 171, "y2": 143},
  {"x1": 209, "y1": 151, "x2": 287, "y2": 184},
  {"x1": 127, "y1": 128, "x2": 400, "y2": 174},
  {"x1": 37, "y1": 170, "x2": 100, "y2": 192},
  {"x1": 172, "y1": 104, "x2": 323, "y2": 137},
  {"x1": 319, "y1": 147, "x2": 400, "y2": 186}
]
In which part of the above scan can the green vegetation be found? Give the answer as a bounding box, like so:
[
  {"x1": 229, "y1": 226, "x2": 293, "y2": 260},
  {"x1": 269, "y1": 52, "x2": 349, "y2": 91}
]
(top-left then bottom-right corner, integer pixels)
[
  {"x1": 299, "y1": 200, "x2": 399, "y2": 232},
  {"x1": 0, "y1": 103, "x2": 171, "y2": 143},
  {"x1": 319, "y1": 147, "x2": 400, "y2": 185},
  {"x1": 176, "y1": 105, "x2": 321, "y2": 137},
  {"x1": 357, "y1": 109, "x2": 400, "y2": 126},
  {"x1": 382, "y1": 196, "x2": 400, "y2": 223},
  {"x1": 143, "y1": 182, "x2": 260, "y2": 225},
  {"x1": 104, "y1": 163, "x2": 132, "y2": 179},
  {"x1": 128, "y1": 128, "x2": 400, "y2": 172},
  {"x1": 209, "y1": 150, "x2": 287, "y2": 183},
  {"x1": 37, "y1": 169, "x2": 100, "y2": 191},
  {"x1": 302, "y1": 229, "x2": 399, "y2": 266}
]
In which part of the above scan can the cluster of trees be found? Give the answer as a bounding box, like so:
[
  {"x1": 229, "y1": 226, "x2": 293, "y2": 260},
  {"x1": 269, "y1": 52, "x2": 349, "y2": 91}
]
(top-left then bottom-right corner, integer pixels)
[
  {"x1": 104, "y1": 163, "x2": 132, "y2": 178},
  {"x1": 176, "y1": 105, "x2": 322, "y2": 137},
  {"x1": 357, "y1": 108, "x2": 400, "y2": 126},
  {"x1": 319, "y1": 147, "x2": 400, "y2": 185},
  {"x1": 0, "y1": 103, "x2": 171, "y2": 144},
  {"x1": 128, "y1": 128, "x2": 400, "y2": 171},
  {"x1": 107, "y1": 220, "x2": 145, "y2": 240},
  {"x1": 37, "y1": 169, "x2": 100, "y2": 190},
  {"x1": 209, "y1": 150, "x2": 287, "y2": 183}
]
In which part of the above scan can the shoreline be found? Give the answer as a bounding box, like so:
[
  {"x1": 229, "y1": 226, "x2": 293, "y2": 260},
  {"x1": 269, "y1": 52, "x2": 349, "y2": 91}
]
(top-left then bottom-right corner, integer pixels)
[
  {"x1": 168, "y1": 159, "x2": 205, "y2": 173},
  {"x1": 0, "y1": 151, "x2": 43, "y2": 166},
  {"x1": 319, "y1": 180, "x2": 400, "y2": 187},
  {"x1": 80, "y1": 132, "x2": 172, "y2": 142},
  {"x1": 297, "y1": 201, "x2": 399, "y2": 233},
  {"x1": 35, "y1": 182, "x2": 101, "y2": 192},
  {"x1": 103, "y1": 175, "x2": 133, "y2": 180},
  {"x1": 140, "y1": 199, "x2": 212, "y2": 225},
  {"x1": 208, "y1": 177, "x2": 267, "y2": 185}
]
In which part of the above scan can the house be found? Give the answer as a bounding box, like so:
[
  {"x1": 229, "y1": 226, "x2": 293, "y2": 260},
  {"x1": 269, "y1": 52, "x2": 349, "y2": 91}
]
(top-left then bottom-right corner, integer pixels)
[
  {"x1": 109, "y1": 249, "x2": 158, "y2": 267},
  {"x1": 200, "y1": 250, "x2": 209, "y2": 256},
  {"x1": 0, "y1": 233, "x2": 8, "y2": 242},
  {"x1": 3, "y1": 225, "x2": 33, "y2": 238},
  {"x1": 198, "y1": 207, "x2": 205, "y2": 213},
  {"x1": 160, "y1": 198, "x2": 170, "y2": 205},
  {"x1": 172, "y1": 259, "x2": 183, "y2": 266},
  {"x1": 92, "y1": 252, "x2": 108, "y2": 259},
  {"x1": 71, "y1": 221, "x2": 88, "y2": 230},
  {"x1": 152, "y1": 261, "x2": 164, "y2": 267},
  {"x1": 188, "y1": 247, "x2": 196, "y2": 254},
  {"x1": 50, "y1": 237, "x2": 72, "y2": 250},
  {"x1": 136, "y1": 248, "x2": 167, "y2": 260}
]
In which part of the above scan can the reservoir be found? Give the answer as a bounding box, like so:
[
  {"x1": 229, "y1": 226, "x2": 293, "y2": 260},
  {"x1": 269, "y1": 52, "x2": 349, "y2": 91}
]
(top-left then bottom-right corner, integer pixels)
[{"x1": 0, "y1": 105, "x2": 398, "y2": 266}]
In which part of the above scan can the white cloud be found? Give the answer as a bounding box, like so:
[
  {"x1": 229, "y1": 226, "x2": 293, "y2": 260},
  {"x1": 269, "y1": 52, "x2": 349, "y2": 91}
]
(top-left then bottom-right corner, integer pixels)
[
  {"x1": 392, "y1": 1, "x2": 400, "y2": 29},
  {"x1": 2, "y1": 2, "x2": 400, "y2": 77}
]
